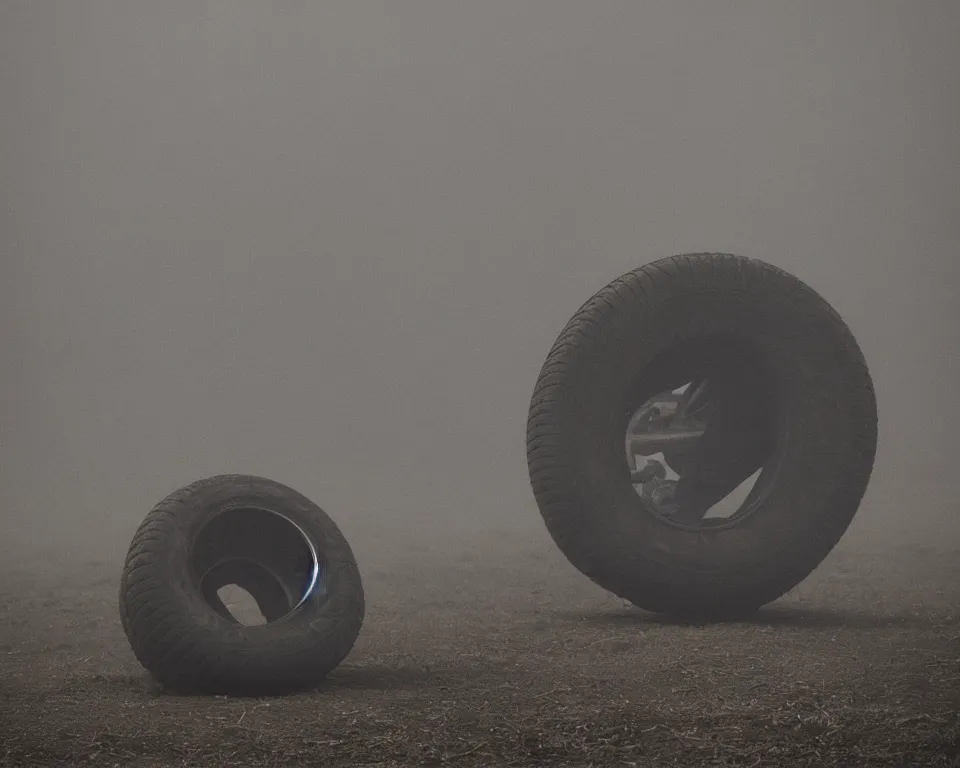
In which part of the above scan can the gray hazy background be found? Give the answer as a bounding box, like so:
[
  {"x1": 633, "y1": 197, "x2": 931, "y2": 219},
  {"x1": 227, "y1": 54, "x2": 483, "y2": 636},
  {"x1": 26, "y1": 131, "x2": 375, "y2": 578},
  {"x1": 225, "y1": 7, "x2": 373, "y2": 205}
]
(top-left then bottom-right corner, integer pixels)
[{"x1": 2, "y1": 1, "x2": 958, "y2": 566}]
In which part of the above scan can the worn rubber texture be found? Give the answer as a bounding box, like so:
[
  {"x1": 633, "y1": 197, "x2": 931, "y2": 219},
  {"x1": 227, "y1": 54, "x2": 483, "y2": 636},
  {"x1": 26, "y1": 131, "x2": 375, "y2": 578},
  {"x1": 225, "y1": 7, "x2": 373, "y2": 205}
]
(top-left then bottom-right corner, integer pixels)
[
  {"x1": 119, "y1": 475, "x2": 364, "y2": 696},
  {"x1": 526, "y1": 253, "x2": 877, "y2": 621}
]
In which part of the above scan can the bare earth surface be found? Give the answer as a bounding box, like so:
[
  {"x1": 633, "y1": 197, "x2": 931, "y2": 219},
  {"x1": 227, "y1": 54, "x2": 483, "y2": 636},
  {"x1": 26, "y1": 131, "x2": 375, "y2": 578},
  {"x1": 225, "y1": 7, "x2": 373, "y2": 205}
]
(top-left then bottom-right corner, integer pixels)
[{"x1": 2, "y1": 510, "x2": 959, "y2": 767}]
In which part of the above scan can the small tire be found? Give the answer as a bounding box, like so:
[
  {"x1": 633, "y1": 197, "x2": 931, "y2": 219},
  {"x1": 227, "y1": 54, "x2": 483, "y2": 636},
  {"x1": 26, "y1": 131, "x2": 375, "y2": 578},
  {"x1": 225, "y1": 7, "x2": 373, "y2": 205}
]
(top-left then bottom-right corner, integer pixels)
[
  {"x1": 119, "y1": 475, "x2": 364, "y2": 696},
  {"x1": 526, "y1": 253, "x2": 877, "y2": 620}
]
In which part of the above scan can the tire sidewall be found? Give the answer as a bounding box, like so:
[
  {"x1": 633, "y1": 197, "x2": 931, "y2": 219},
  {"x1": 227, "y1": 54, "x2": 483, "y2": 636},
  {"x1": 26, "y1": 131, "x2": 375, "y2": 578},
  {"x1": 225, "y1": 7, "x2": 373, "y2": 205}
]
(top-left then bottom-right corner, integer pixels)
[
  {"x1": 528, "y1": 255, "x2": 877, "y2": 614},
  {"x1": 121, "y1": 475, "x2": 364, "y2": 691}
]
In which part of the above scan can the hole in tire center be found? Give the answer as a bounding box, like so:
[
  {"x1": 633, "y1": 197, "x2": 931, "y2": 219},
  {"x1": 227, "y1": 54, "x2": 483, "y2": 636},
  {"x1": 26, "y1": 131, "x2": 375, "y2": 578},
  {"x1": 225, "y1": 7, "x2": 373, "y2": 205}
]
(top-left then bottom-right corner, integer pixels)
[
  {"x1": 631, "y1": 449, "x2": 763, "y2": 521},
  {"x1": 625, "y1": 342, "x2": 779, "y2": 526},
  {"x1": 217, "y1": 584, "x2": 267, "y2": 626},
  {"x1": 191, "y1": 507, "x2": 324, "y2": 625}
]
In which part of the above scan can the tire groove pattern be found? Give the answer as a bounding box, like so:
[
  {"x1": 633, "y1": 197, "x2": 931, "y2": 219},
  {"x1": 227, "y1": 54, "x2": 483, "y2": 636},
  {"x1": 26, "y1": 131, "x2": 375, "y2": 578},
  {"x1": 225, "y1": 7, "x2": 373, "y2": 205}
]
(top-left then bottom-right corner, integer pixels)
[{"x1": 525, "y1": 253, "x2": 877, "y2": 620}]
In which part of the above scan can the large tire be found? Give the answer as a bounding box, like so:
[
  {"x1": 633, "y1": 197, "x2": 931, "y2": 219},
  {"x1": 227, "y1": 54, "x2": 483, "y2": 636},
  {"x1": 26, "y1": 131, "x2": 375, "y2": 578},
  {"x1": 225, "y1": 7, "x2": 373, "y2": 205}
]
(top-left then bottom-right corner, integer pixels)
[
  {"x1": 119, "y1": 475, "x2": 364, "y2": 696},
  {"x1": 526, "y1": 253, "x2": 877, "y2": 620}
]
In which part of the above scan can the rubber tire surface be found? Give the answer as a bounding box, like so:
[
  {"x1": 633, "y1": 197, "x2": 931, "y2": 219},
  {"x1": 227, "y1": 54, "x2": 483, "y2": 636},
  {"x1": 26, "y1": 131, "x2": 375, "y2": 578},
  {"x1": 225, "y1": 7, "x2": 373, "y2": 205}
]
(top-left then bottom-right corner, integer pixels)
[
  {"x1": 119, "y1": 475, "x2": 364, "y2": 696},
  {"x1": 526, "y1": 253, "x2": 877, "y2": 620}
]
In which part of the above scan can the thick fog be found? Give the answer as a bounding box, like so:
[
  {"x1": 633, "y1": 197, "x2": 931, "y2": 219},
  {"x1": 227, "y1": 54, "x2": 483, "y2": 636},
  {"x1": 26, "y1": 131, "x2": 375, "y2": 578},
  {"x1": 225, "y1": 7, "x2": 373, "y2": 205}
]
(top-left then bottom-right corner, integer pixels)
[{"x1": 2, "y1": 1, "x2": 958, "y2": 565}]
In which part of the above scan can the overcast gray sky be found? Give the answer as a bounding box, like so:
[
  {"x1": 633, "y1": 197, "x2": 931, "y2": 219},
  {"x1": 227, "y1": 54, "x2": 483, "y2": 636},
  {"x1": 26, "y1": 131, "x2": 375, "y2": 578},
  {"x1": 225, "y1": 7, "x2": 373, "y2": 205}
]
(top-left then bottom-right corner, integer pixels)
[{"x1": 2, "y1": 1, "x2": 958, "y2": 560}]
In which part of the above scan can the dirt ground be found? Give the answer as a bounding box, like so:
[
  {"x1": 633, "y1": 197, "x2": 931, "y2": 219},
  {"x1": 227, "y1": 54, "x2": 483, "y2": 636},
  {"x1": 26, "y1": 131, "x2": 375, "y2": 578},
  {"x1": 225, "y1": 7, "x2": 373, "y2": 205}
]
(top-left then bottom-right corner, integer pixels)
[{"x1": 1, "y1": 507, "x2": 959, "y2": 768}]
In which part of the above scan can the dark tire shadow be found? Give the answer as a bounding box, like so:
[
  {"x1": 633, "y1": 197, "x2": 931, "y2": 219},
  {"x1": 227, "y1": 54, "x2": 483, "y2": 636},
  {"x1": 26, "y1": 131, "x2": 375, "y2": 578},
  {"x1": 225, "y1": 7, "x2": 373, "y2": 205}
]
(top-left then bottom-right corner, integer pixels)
[
  {"x1": 565, "y1": 604, "x2": 943, "y2": 630},
  {"x1": 319, "y1": 663, "x2": 441, "y2": 691},
  {"x1": 102, "y1": 663, "x2": 452, "y2": 698}
]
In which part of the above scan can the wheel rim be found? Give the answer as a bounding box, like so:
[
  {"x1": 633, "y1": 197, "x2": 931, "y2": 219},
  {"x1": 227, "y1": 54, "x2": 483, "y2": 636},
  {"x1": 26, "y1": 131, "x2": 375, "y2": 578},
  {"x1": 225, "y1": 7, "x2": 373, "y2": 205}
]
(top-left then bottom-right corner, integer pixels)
[
  {"x1": 190, "y1": 506, "x2": 325, "y2": 626},
  {"x1": 625, "y1": 363, "x2": 780, "y2": 529}
]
